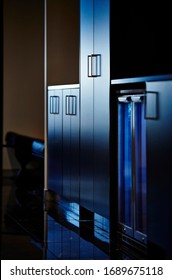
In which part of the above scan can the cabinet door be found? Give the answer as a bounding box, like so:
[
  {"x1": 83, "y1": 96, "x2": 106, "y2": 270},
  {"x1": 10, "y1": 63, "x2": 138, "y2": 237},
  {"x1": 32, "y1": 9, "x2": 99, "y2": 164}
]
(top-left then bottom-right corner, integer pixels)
[
  {"x1": 63, "y1": 88, "x2": 80, "y2": 202},
  {"x1": 80, "y1": 0, "x2": 94, "y2": 211},
  {"x1": 48, "y1": 89, "x2": 63, "y2": 194},
  {"x1": 62, "y1": 89, "x2": 71, "y2": 199},
  {"x1": 93, "y1": 0, "x2": 110, "y2": 218},
  {"x1": 146, "y1": 81, "x2": 172, "y2": 258},
  {"x1": 80, "y1": 0, "x2": 110, "y2": 218}
]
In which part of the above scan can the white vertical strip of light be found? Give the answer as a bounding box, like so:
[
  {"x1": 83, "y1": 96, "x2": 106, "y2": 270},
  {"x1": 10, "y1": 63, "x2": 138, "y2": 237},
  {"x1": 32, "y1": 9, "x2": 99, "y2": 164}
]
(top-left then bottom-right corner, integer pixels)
[{"x1": 44, "y1": 0, "x2": 47, "y2": 191}]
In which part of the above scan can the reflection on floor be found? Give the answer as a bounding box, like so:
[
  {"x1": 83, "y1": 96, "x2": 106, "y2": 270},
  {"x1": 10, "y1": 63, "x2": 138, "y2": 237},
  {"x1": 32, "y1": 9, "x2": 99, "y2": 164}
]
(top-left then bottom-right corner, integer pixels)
[
  {"x1": 1, "y1": 171, "x2": 44, "y2": 260},
  {"x1": 1, "y1": 171, "x2": 130, "y2": 260}
]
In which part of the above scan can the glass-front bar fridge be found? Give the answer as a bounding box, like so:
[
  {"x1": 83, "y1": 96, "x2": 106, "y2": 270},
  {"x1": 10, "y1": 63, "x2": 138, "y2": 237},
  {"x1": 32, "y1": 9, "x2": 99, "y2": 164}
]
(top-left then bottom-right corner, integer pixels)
[{"x1": 117, "y1": 91, "x2": 147, "y2": 245}]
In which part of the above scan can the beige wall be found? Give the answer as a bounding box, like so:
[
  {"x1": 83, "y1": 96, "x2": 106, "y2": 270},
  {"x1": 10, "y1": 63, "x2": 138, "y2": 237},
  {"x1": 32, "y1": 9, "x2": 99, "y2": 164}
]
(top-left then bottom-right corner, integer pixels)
[
  {"x1": 47, "y1": 0, "x2": 79, "y2": 86},
  {"x1": 3, "y1": 0, "x2": 44, "y2": 169},
  {"x1": 3, "y1": 0, "x2": 80, "y2": 170}
]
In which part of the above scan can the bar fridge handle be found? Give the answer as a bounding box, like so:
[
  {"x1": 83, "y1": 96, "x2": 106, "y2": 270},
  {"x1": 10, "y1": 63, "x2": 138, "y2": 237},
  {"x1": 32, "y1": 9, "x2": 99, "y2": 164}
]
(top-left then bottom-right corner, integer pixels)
[{"x1": 145, "y1": 91, "x2": 158, "y2": 120}]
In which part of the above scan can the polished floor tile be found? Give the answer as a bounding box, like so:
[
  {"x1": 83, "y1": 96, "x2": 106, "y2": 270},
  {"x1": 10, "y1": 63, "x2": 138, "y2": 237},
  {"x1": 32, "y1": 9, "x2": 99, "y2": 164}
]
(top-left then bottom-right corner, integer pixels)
[
  {"x1": 1, "y1": 171, "x2": 112, "y2": 260},
  {"x1": 1, "y1": 173, "x2": 44, "y2": 259}
]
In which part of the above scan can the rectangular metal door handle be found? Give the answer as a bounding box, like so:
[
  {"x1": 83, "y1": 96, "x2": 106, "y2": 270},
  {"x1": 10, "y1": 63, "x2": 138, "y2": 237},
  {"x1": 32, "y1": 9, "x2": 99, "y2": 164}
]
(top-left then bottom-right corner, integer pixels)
[
  {"x1": 145, "y1": 91, "x2": 158, "y2": 119},
  {"x1": 66, "y1": 96, "x2": 77, "y2": 115},
  {"x1": 50, "y1": 96, "x2": 59, "y2": 114},
  {"x1": 88, "y1": 54, "x2": 101, "y2": 77}
]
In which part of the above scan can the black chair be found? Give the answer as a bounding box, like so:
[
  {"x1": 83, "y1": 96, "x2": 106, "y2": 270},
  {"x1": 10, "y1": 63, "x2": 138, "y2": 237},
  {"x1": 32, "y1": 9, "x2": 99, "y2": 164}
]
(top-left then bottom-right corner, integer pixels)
[{"x1": 5, "y1": 131, "x2": 44, "y2": 189}]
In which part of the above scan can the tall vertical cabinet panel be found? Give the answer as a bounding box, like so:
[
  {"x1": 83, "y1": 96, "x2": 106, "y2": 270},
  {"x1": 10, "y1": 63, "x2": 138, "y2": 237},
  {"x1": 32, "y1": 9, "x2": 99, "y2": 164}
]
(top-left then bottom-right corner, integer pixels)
[
  {"x1": 80, "y1": 0, "x2": 110, "y2": 218},
  {"x1": 146, "y1": 80, "x2": 172, "y2": 259},
  {"x1": 63, "y1": 88, "x2": 80, "y2": 202},
  {"x1": 80, "y1": 0, "x2": 94, "y2": 212},
  {"x1": 48, "y1": 85, "x2": 80, "y2": 203},
  {"x1": 48, "y1": 88, "x2": 63, "y2": 194}
]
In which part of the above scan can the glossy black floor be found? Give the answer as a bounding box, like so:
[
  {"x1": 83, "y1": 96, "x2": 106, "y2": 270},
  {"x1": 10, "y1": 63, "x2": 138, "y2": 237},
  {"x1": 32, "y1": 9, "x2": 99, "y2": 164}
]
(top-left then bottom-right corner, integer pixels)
[
  {"x1": 1, "y1": 170, "x2": 132, "y2": 260},
  {"x1": 1, "y1": 170, "x2": 43, "y2": 259}
]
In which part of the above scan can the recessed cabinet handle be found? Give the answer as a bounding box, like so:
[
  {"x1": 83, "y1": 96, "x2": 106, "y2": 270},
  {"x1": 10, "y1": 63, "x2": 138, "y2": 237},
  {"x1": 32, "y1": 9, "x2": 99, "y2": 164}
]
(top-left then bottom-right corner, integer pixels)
[
  {"x1": 66, "y1": 96, "x2": 77, "y2": 115},
  {"x1": 88, "y1": 54, "x2": 101, "y2": 77},
  {"x1": 50, "y1": 96, "x2": 59, "y2": 114}
]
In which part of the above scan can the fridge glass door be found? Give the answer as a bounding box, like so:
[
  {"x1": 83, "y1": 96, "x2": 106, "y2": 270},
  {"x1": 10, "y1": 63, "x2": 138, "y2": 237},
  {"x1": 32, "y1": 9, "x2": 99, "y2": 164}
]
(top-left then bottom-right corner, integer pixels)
[
  {"x1": 134, "y1": 102, "x2": 147, "y2": 242},
  {"x1": 118, "y1": 95, "x2": 147, "y2": 243},
  {"x1": 118, "y1": 101, "x2": 133, "y2": 236}
]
